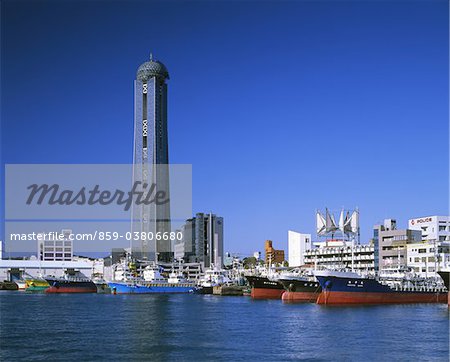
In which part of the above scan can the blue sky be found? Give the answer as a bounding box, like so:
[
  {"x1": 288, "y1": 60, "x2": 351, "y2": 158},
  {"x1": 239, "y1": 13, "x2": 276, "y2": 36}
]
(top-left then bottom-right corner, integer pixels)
[{"x1": 1, "y1": 0, "x2": 448, "y2": 256}]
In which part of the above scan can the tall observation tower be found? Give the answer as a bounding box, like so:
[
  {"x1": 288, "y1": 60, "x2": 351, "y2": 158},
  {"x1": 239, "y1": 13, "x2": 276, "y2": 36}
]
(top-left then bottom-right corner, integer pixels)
[{"x1": 132, "y1": 55, "x2": 172, "y2": 262}]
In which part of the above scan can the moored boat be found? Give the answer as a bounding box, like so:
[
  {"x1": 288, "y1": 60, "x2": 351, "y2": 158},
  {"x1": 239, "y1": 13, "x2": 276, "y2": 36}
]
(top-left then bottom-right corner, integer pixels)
[
  {"x1": 25, "y1": 278, "x2": 50, "y2": 292},
  {"x1": 196, "y1": 266, "x2": 231, "y2": 294},
  {"x1": 45, "y1": 274, "x2": 97, "y2": 293},
  {"x1": 92, "y1": 275, "x2": 111, "y2": 294},
  {"x1": 437, "y1": 270, "x2": 450, "y2": 290},
  {"x1": 109, "y1": 265, "x2": 197, "y2": 294},
  {"x1": 0, "y1": 281, "x2": 18, "y2": 290},
  {"x1": 279, "y1": 277, "x2": 321, "y2": 302},
  {"x1": 315, "y1": 270, "x2": 447, "y2": 305},
  {"x1": 14, "y1": 280, "x2": 27, "y2": 291},
  {"x1": 245, "y1": 275, "x2": 284, "y2": 299}
]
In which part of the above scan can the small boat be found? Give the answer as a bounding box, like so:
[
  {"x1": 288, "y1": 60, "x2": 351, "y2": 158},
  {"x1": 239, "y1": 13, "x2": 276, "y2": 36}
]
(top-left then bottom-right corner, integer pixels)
[
  {"x1": 196, "y1": 266, "x2": 231, "y2": 294},
  {"x1": 92, "y1": 273, "x2": 111, "y2": 294},
  {"x1": 14, "y1": 280, "x2": 27, "y2": 291},
  {"x1": 0, "y1": 281, "x2": 18, "y2": 290},
  {"x1": 25, "y1": 278, "x2": 50, "y2": 292}
]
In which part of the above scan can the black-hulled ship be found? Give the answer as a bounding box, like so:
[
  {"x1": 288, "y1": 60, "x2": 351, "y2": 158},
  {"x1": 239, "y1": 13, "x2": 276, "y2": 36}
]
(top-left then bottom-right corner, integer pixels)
[
  {"x1": 279, "y1": 277, "x2": 322, "y2": 302},
  {"x1": 45, "y1": 274, "x2": 97, "y2": 293},
  {"x1": 438, "y1": 270, "x2": 450, "y2": 290},
  {"x1": 245, "y1": 275, "x2": 284, "y2": 299}
]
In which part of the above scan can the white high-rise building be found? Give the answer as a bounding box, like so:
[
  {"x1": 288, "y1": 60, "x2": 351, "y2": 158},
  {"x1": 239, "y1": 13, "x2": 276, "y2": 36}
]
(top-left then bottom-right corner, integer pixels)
[{"x1": 288, "y1": 231, "x2": 311, "y2": 267}]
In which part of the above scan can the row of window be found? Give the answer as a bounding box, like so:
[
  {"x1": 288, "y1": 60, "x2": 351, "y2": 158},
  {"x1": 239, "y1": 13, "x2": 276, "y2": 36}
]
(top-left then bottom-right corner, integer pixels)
[
  {"x1": 409, "y1": 256, "x2": 436, "y2": 263},
  {"x1": 43, "y1": 253, "x2": 72, "y2": 258},
  {"x1": 41, "y1": 241, "x2": 72, "y2": 247}
]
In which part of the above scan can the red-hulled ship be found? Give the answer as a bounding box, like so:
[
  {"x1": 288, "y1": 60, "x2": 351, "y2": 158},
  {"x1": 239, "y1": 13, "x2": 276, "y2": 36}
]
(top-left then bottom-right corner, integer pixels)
[
  {"x1": 315, "y1": 270, "x2": 447, "y2": 305},
  {"x1": 45, "y1": 275, "x2": 97, "y2": 293},
  {"x1": 245, "y1": 275, "x2": 284, "y2": 299},
  {"x1": 279, "y1": 278, "x2": 321, "y2": 302}
]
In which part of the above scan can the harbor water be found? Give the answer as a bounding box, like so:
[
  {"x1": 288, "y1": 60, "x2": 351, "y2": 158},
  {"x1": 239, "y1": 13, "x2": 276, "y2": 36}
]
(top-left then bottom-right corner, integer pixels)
[{"x1": 1, "y1": 292, "x2": 449, "y2": 361}]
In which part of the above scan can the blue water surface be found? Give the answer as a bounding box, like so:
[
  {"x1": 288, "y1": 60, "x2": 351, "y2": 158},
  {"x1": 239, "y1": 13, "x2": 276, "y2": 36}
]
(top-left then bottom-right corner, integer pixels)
[{"x1": 0, "y1": 292, "x2": 448, "y2": 361}]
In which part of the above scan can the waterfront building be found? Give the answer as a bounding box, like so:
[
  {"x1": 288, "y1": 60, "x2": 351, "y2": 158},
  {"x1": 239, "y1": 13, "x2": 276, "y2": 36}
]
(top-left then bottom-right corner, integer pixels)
[
  {"x1": 304, "y1": 241, "x2": 375, "y2": 271},
  {"x1": 288, "y1": 231, "x2": 311, "y2": 267},
  {"x1": 175, "y1": 213, "x2": 224, "y2": 268},
  {"x1": 408, "y1": 216, "x2": 450, "y2": 243},
  {"x1": 264, "y1": 240, "x2": 285, "y2": 266},
  {"x1": 406, "y1": 216, "x2": 450, "y2": 277},
  {"x1": 132, "y1": 55, "x2": 172, "y2": 262},
  {"x1": 0, "y1": 256, "x2": 100, "y2": 281},
  {"x1": 407, "y1": 242, "x2": 450, "y2": 277},
  {"x1": 37, "y1": 229, "x2": 73, "y2": 262},
  {"x1": 372, "y1": 219, "x2": 421, "y2": 271}
]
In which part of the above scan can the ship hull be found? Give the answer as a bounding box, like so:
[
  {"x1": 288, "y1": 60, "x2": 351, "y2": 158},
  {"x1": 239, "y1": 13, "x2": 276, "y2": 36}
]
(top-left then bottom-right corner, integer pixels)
[
  {"x1": 250, "y1": 288, "x2": 284, "y2": 299},
  {"x1": 0, "y1": 281, "x2": 18, "y2": 290},
  {"x1": 246, "y1": 276, "x2": 284, "y2": 299},
  {"x1": 316, "y1": 275, "x2": 447, "y2": 305},
  {"x1": 25, "y1": 279, "x2": 49, "y2": 292},
  {"x1": 109, "y1": 282, "x2": 196, "y2": 294},
  {"x1": 26, "y1": 285, "x2": 49, "y2": 292},
  {"x1": 195, "y1": 286, "x2": 213, "y2": 294},
  {"x1": 46, "y1": 286, "x2": 97, "y2": 293},
  {"x1": 45, "y1": 278, "x2": 97, "y2": 293},
  {"x1": 437, "y1": 271, "x2": 450, "y2": 290},
  {"x1": 279, "y1": 279, "x2": 321, "y2": 303},
  {"x1": 317, "y1": 290, "x2": 447, "y2": 304}
]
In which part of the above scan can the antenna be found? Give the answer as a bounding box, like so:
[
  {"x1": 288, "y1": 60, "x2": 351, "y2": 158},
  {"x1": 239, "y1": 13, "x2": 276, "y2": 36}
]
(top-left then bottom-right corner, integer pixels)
[{"x1": 150, "y1": 52, "x2": 153, "y2": 61}]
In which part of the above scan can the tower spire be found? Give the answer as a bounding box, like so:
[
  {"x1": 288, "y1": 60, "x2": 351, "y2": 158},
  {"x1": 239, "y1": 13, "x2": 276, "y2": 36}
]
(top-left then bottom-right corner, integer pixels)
[{"x1": 150, "y1": 52, "x2": 153, "y2": 61}]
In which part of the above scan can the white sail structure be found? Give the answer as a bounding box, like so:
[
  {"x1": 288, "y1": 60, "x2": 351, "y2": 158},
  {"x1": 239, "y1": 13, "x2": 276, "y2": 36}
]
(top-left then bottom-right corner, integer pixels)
[
  {"x1": 350, "y1": 209, "x2": 359, "y2": 234},
  {"x1": 316, "y1": 211, "x2": 327, "y2": 235},
  {"x1": 325, "y1": 208, "x2": 338, "y2": 234},
  {"x1": 317, "y1": 207, "x2": 359, "y2": 241}
]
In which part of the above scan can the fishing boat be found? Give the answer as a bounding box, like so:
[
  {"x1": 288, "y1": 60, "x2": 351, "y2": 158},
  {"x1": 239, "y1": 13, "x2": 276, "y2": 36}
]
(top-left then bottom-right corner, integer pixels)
[
  {"x1": 45, "y1": 272, "x2": 97, "y2": 293},
  {"x1": 315, "y1": 270, "x2": 447, "y2": 305},
  {"x1": 25, "y1": 278, "x2": 50, "y2": 292},
  {"x1": 196, "y1": 266, "x2": 231, "y2": 294},
  {"x1": 109, "y1": 264, "x2": 197, "y2": 294},
  {"x1": 0, "y1": 281, "x2": 18, "y2": 290},
  {"x1": 279, "y1": 276, "x2": 321, "y2": 302},
  {"x1": 14, "y1": 280, "x2": 27, "y2": 291},
  {"x1": 245, "y1": 275, "x2": 285, "y2": 299}
]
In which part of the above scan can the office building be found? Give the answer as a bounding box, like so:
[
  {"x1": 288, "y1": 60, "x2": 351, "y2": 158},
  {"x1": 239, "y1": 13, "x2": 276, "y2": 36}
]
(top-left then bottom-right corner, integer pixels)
[
  {"x1": 406, "y1": 216, "x2": 450, "y2": 276},
  {"x1": 176, "y1": 213, "x2": 224, "y2": 268},
  {"x1": 373, "y1": 219, "x2": 421, "y2": 271},
  {"x1": 408, "y1": 216, "x2": 450, "y2": 243}
]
